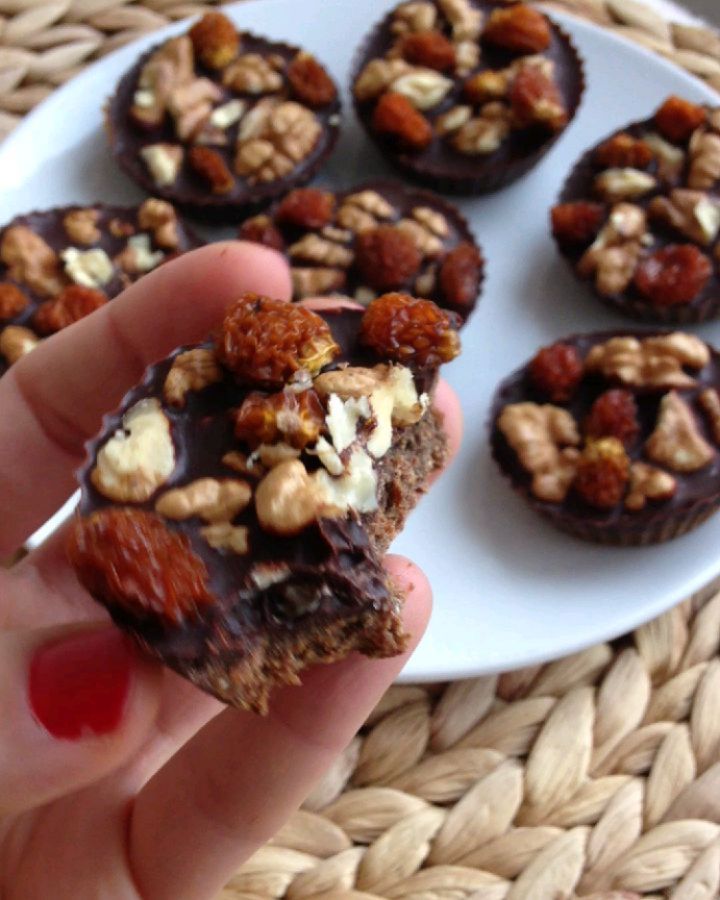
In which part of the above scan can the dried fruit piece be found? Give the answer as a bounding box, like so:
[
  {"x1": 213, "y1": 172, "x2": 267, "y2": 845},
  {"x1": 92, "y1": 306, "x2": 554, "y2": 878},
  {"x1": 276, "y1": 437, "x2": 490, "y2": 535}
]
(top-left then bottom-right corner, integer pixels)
[
  {"x1": 573, "y1": 437, "x2": 630, "y2": 509},
  {"x1": 68, "y1": 508, "x2": 213, "y2": 623},
  {"x1": 655, "y1": 95, "x2": 706, "y2": 144},
  {"x1": 483, "y1": 4, "x2": 552, "y2": 53},
  {"x1": 218, "y1": 293, "x2": 340, "y2": 385},
  {"x1": 234, "y1": 388, "x2": 324, "y2": 449},
  {"x1": 400, "y1": 31, "x2": 456, "y2": 71},
  {"x1": 238, "y1": 215, "x2": 285, "y2": 251},
  {"x1": 188, "y1": 146, "x2": 235, "y2": 194},
  {"x1": 551, "y1": 202, "x2": 606, "y2": 246},
  {"x1": 372, "y1": 92, "x2": 433, "y2": 150},
  {"x1": 189, "y1": 11, "x2": 239, "y2": 70},
  {"x1": 34, "y1": 285, "x2": 107, "y2": 335},
  {"x1": 633, "y1": 244, "x2": 712, "y2": 307},
  {"x1": 276, "y1": 188, "x2": 335, "y2": 229},
  {"x1": 438, "y1": 242, "x2": 483, "y2": 309},
  {"x1": 360, "y1": 292, "x2": 459, "y2": 366},
  {"x1": 510, "y1": 66, "x2": 567, "y2": 132},
  {"x1": 595, "y1": 133, "x2": 653, "y2": 169},
  {"x1": 0, "y1": 282, "x2": 28, "y2": 320},
  {"x1": 355, "y1": 226, "x2": 422, "y2": 290},
  {"x1": 529, "y1": 342, "x2": 583, "y2": 402},
  {"x1": 287, "y1": 52, "x2": 337, "y2": 107},
  {"x1": 584, "y1": 389, "x2": 639, "y2": 446}
]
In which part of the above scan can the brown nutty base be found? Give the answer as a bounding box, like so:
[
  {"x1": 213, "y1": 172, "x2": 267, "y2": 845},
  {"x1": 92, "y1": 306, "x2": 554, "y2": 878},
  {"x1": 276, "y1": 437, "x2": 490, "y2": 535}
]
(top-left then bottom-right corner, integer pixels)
[{"x1": 170, "y1": 600, "x2": 406, "y2": 714}]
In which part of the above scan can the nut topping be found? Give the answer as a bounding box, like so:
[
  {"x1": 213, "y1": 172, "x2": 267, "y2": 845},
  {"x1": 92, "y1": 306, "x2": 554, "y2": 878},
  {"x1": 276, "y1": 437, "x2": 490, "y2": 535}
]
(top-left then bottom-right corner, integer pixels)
[
  {"x1": 234, "y1": 101, "x2": 322, "y2": 184},
  {"x1": 585, "y1": 334, "x2": 709, "y2": 390},
  {"x1": 0, "y1": 325, "x2": 38, "y2": 365},
  {"x1": 625, "y1": 463, "x2": 677, "y2": 511},
  {"x1": 223, "y1": 53, "x2": 284, "y2": 94},
  {"x1": 61, "y1": 247, "x2": 114, "y2": 290},
  {"x1": 699, "y1": 388, "x2": 720, "y2": 444},
  {"x1": 155, "y1": 478, "x2": 252, "y2": 522},
  {"x1": 140, "y1": 144, "x2": 184, "y2": 188},
  {"x1": 200, "y1": 522, "x2": 249, "y2": 554},
  {"x1": 163, "y1": 348, "x2": 222, "y2": 407},
  {"x1": 255, "y1": 459, "x2": 340, "y2": 536},
  {"x1": 0, "y1": 226, "x2": 64, "y2": 297},
  {"x1": 688, "y1": 129, "x2": 720, "y2": 190},
  {"x1": 138, "y1": 198, "x2": 179, "y2": 250},
  {"x1": 645, "y1": 390, "x2": 714, "y2": 472},
  {"x1": 63, "y1": 209, "x2": 101, "y2": 246},
  {"x1": 649, "y1": 190, "x2": 720, "y2": 245},
  {"x1": 498, "y1": 403, "x2": 580, "y2": 502},
  {"x1": 91, "y1": 398, "x2": 176, "y2": 502},
  {"x1": 594, "y1": 168, "x2": 657, "y2": 203}
]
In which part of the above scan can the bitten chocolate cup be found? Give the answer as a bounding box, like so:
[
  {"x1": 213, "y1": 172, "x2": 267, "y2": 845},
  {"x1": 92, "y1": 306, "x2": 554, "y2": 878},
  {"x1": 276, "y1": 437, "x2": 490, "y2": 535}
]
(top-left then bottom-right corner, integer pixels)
[
  {"x1": 350, "y1": 0, "x2": 584, "y2": 195},
  {"x1": 237, "y1": 179, "x2": 484, "y2": 323},
  {"x1": 0, "y1": 200, "x2": 202, "y2": 375},
  {"x1": 552, "y1": 97, "x2": 720, "y2": 324},
  {"x1": 67, "y1": 293, "x2": 461, "y2": 712},
  {"x1": 490, "y1": 330, "x2": 720, "y2": 546},
  {"x1": 106, "y1": 12, "x2": 341, "y2": 222}
]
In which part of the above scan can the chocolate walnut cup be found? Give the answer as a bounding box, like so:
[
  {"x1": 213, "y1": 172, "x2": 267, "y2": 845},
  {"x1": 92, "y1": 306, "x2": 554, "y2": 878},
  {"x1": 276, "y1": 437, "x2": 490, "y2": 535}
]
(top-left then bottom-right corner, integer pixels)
[
  {"x1": 237, "y1": 180, "x2": 484, "y2": 323},
  {"x1": 67, "y1": 292, "x2": 460, "y2": 713},
  {"x1": 351, "y1": 0, "x2": 584, "y2": 195},
  {"x1": 0, "y1": 199, "x2": 202, "y2": 376},
  {"x1": 552, "y1": 96, "x2": 720, "y2": 324},
  {"x1": 490, "y1": 331, "x2": 720, "y2": 546},
  {"x1": 106, "y1": 11, "x2": 341, "y2": 222}
]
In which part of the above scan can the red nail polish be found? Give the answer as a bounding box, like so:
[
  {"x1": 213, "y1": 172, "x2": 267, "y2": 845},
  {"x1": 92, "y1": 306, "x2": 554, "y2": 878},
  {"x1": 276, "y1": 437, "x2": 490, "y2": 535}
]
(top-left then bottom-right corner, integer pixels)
[{"x1": 29, "y1": 629, "x2": 133, "y2": 740}]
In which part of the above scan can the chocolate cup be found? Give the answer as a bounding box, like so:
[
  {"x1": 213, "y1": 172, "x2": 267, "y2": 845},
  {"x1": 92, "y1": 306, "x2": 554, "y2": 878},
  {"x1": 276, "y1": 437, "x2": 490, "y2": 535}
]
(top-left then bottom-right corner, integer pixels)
[
  {"x1": 258, "y1": 178, "x2": 484, "y2": 324},
  {"x1": 106, "y1": 32, "x2": 341, "y2": 223},
  {"x1": 555, "y1": 108, "x2": 720, "y2": 324},
  {"x1": 0, "y1": 202, "x2": 203, "y2": 376},
  {"x1": 489, "y1": 330, "x2": 720, "y2": 546},
  {"x1": 350, "y1": 1, "x2": 585, "y2": 195}
]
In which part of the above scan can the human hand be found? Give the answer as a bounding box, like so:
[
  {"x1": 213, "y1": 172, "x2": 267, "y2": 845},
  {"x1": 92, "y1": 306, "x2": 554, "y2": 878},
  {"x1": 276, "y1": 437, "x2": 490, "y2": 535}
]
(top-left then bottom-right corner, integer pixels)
[{"x1": 0, "y1": 242, "x2": 461, "y2": 900}]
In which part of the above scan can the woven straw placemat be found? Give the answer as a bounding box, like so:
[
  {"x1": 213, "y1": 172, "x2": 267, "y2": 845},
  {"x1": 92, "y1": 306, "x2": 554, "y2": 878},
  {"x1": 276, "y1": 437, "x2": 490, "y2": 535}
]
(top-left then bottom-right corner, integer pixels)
[{"x1": 3, "y1": 1, "x2": 720, "y2": 897}]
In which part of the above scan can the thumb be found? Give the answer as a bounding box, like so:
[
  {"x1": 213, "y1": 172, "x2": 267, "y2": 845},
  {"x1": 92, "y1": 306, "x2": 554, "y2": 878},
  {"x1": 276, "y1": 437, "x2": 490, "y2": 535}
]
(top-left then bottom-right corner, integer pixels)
[{"x1": 0, "y1": 623, "x2": 161, "y2": 816}]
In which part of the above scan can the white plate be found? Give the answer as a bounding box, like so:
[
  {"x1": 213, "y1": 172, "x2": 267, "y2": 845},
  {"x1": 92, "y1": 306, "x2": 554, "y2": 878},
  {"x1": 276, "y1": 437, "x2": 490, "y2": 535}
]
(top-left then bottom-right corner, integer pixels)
[{"x1": 3, "y1": 0, "x2": 720, "y2": 682}]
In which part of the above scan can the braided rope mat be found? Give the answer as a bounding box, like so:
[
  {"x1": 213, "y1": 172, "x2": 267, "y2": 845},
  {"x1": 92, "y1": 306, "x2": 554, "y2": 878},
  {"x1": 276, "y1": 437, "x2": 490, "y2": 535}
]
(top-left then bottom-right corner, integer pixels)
[{"x1": 3, "y1": 0, "x2": 720, "y2": 897}]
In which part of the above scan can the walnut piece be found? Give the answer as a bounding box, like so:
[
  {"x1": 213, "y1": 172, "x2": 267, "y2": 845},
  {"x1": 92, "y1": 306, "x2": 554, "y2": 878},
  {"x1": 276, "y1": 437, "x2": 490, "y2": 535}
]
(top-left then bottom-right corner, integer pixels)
[
  {"x1": 168, "y1": 77, "x2": 223, "y2": 141},
  {"x1": 288, "y1": 234, "x2": 354, "y2": 267},
  {"x1": 698, "y1": 388, "x2": 720, "y2": 445},
  {"x1": 645, "y1": 391, "x2": 714, "y2": 473},
  {"x1": 255, "y1": 458, "x2": 340, "y2": 535},
  {"x1": 63, "y1": 209, "x2": 100, "y2": 246},
  {"x1": 138, "y1": 198, "x2": 179, "y2": 250},
  {"x1": 0, "y1": 226, "x2": 64, "y2": 297},
  {"x1": 222, "y1": 450, "x2": 266, "y2": 478},
  {"x1": 61, "y1": 248, "x2": 114, "y2": 289},
  {"x1": 344, "y1": 190, "x2": 396, "y2": 219},
  {"x1": 435, "y1": 104, "x2": 472, "y2": 135},
  {"x1": 163, "y1": 348, "x2": 223, "y2": 407},
  {"x1": 688, "y1": 129, "x2": 720, "y2": 190},
  {"x1": 115, "y1": 234, "x2": 164, "y2": 275},
  {"x1": 223, "y1": 53, "x2": 284, "y2": 94},
  {"x1": 594, "y1": 168, "x2": 656, "y2": 203},
  {"x1": 91, "y1": 398, "x2": 175, "y2": 502},
  {"x1": 0, "y1": 325, "x2": 38, "y2": 365},
  {"x1": 577, "y1": 203, "x2": 648, "y2": 296},
  {"x1": 391, "y1": 1, "x2": 437, "y2": 34},
  {"x1": 585, "y1": 334, "x2": 710, "y2": 390},
  {"x1": 132, "y1": 36, "x2": 194, "y2": 127},
  {"x1": 395, "y1": 218, "x2": 444, "y2": 255},
  {"x1": 624, "y1": 462, "x2": 677, "y2": 511},
  {"x1": 649, "y1": 189, "x2": 720, "y2": 245},
  {"x1": 234, "y1": 101, "x2": 321, "y2": 184},
  {"x1": 291, "y1": 267, "x2": 346, "y2": 298},
  {"x1": 155, "y1": 477, "x2": 252, "y2": 522},
  {"x1": 453, "y1": 109, "x2": 511, "y2": 155},
  {"x1": 438, "y1": 0, "x2": 483, "y2": 40},
  {"x1": 644, "y1": 131, "x2": 686, "y2": 181},
  {"x1": 392, "y1": 70, "x2": 453, "y2": 111},
  {"x1": 140, "y1": 144, "x2": 184, "y2": 188},
  {"x1": 354, "y1": 59, "x2": 413, "y2": 102},
  {"x1": 200, "y1": 522, "x2": 249, "y2": 554},
  {"x1": 497, "y1": 403, "x2": 581, "y2": 502}
]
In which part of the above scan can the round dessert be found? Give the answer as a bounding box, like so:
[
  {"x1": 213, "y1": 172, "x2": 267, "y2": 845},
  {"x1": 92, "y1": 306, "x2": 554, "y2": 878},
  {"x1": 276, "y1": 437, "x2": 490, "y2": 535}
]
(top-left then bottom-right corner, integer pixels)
[
  {"x1": 67, "y1": 292, "x2": 460, "y2": 712},
  {"x1": 490, "y1": 330, "x2": 720, "y2": 545},
  {"x1": 238, "y1": 180, "x2": 484, "y2": 322},
  {"x1": 552, "y1": 96, "x2": 720, "y2": 324},
  {"x1": 106, "y1": 11, "x2": 341, "y2": 221},
  {"x1": 0, "y1": 199, "x2": 202, "y2": 375},
  {"x1": 350, "y1": 0, "x2": 584, "y2": 194}
]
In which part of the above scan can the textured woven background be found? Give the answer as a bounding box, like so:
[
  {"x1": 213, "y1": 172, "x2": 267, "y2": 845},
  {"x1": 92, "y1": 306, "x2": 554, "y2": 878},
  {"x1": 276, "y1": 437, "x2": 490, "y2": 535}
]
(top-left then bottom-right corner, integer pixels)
[{"x1": 3, "y1": 1, "x2": 720, "y2": 897}]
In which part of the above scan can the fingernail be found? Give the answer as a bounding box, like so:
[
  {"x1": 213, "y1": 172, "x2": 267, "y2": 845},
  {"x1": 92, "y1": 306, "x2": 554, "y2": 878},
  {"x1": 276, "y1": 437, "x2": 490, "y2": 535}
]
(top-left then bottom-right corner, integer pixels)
[{"x1": 29, "y1": 628, "x2": 133, "y2": 740}]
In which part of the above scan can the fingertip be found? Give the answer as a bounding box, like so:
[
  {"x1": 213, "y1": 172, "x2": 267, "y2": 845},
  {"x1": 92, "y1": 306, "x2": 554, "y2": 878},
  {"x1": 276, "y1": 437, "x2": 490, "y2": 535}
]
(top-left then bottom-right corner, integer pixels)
[
  {"x1": 227, "y1": 240, "x2": 292, "y2": 301},
  {"x1": 384, "y1": 553, "x2": 432, "y2": 646}
]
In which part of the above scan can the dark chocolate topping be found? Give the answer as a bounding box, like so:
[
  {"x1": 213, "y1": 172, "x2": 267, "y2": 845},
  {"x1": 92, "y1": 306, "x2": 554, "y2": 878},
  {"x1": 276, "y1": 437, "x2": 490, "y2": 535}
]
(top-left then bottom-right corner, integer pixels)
[
  {"x1": 490, "y1": 330, "x2": 720, "y2": 542},
  {"x1": 107, "y1": 31, "x2": 341, "y2": 220},
  {"x1": 351, "y1": 0, "x2": 584, "y2": 194}
]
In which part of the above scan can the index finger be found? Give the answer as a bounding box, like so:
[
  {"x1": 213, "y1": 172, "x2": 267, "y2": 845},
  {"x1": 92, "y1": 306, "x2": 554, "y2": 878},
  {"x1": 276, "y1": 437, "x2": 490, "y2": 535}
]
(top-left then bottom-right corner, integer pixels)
[{"x1": 0, "y1": 241, "x2": 291, "y2": 556}]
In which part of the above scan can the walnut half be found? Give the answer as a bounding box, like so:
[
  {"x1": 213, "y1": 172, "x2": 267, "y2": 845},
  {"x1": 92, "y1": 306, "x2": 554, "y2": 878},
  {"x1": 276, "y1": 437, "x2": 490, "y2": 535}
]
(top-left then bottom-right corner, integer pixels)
[{"x1": 645, "y1": 391, "x2": 714, "y2": 473}]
